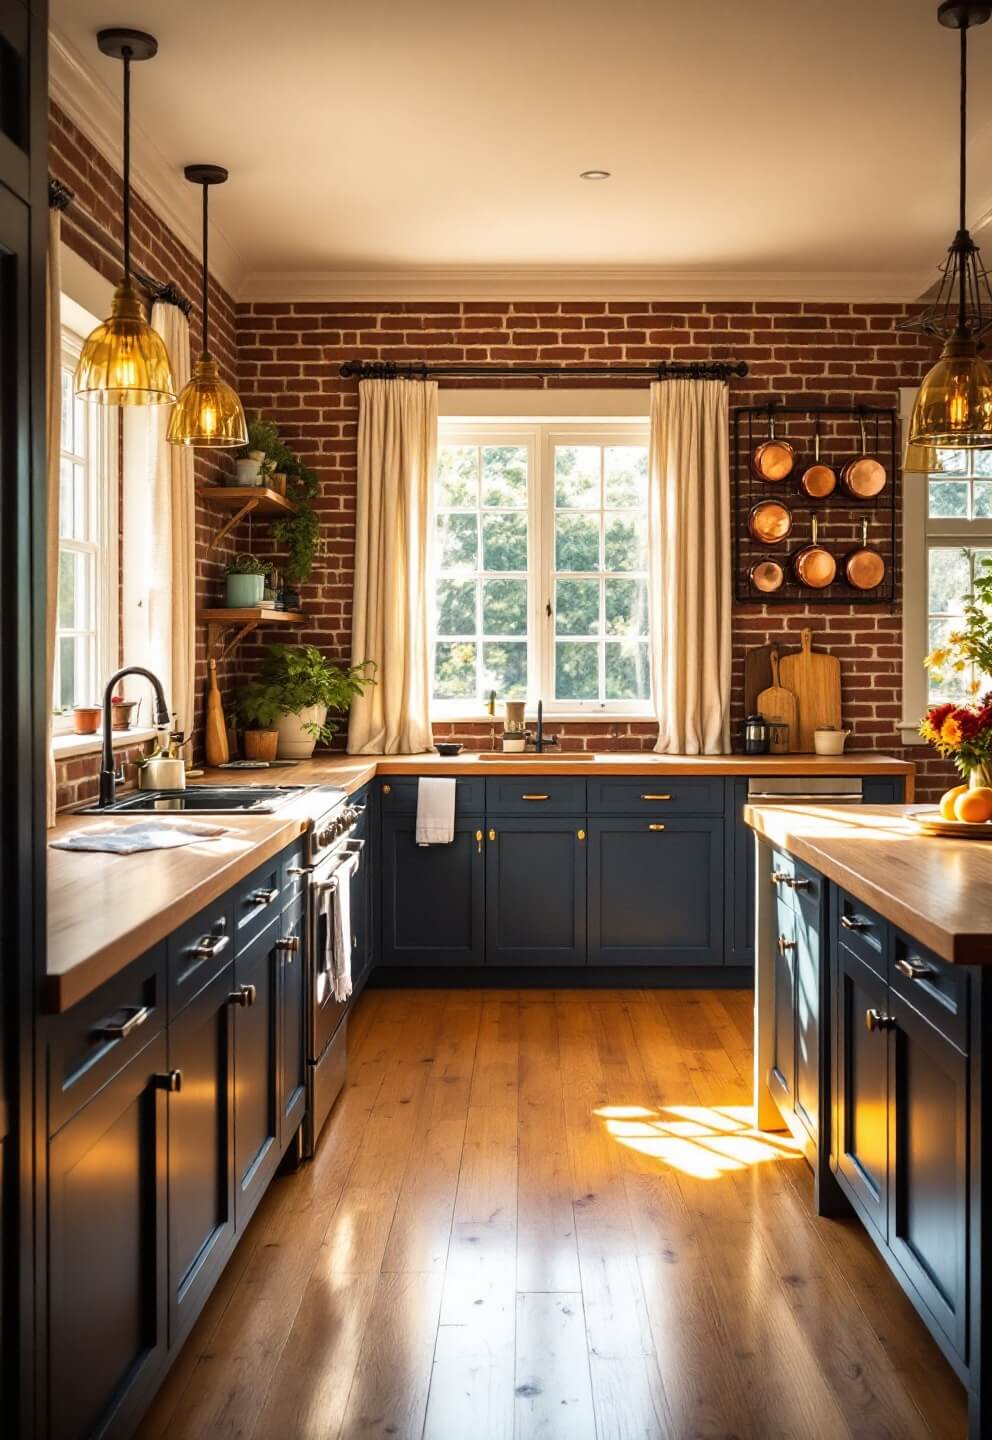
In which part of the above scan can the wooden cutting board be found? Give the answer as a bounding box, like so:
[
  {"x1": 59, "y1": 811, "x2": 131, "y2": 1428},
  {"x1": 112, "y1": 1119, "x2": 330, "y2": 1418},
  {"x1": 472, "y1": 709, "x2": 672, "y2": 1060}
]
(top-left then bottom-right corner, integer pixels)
[
  {"x1": 755, "y1": 650, "x2": 798, "y2": 750},
  {"x1": 777, "y1": 627, "x2": 841, "y2": 752},
  {"x1": 743, "y1": 641, "x2": 799, "y2": 718}
]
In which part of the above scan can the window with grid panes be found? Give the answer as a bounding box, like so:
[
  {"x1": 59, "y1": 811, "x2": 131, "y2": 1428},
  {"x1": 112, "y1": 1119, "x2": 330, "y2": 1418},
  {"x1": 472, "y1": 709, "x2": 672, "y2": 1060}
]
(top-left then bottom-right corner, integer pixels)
[
  {"x1": 924, "y1": 448, "x2": 992, "y2": 703},
  {"x1": 431, "y1": 423, "x2": 651, "y2": 714}
]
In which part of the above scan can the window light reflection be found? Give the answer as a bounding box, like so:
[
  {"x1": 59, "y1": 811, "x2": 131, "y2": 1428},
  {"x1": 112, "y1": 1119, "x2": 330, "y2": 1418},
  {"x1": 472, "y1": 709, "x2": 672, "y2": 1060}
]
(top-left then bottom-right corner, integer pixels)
[{"x1": 593, "y1": 1102, "x2": 803, "y2": 1180}]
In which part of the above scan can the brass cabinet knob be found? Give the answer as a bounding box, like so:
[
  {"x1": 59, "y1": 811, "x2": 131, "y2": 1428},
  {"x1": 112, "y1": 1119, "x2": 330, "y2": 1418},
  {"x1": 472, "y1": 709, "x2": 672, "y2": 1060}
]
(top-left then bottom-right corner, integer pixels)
[
  {"x1": 155, "y1": 1069, "x2": 182, "y2": 1093},
  {"x1": 276, "y1": 935, "x2": 301, "y2": 953},
  {"x1": 382, "y1": 783, "x2": 391, "y2": 795},
  {"x1": 648, "y1": 823, "x2": 666, "y2": 832},
  {"x1": 777, "y1": 936, "x2": 797, "y2": 955},
  {"x1": 475, "y1": 829, "x2": 483, "y2": 854},
  {"x1": 228, "y1": 984, "x2": 256, "y2": 1008},
  {"x1": 865, "y1": 1008, "x2": 895, "y2": 1032},
  {"x1": 577, "y1": 829, "x2": 586, "y2": 841},
  {"x1": 488, "y1": 828, "x2": 496, "y2": 841}
]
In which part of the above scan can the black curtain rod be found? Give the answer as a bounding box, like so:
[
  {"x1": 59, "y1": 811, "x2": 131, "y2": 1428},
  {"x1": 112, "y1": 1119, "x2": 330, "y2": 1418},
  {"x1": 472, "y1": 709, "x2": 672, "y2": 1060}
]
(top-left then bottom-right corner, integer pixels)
[
  {"x1": 49, "y1": 177, "x2": 193, "y2": 317},
  {"x1": 340, "y1": 358, "x2": 749, "y2": 383}
]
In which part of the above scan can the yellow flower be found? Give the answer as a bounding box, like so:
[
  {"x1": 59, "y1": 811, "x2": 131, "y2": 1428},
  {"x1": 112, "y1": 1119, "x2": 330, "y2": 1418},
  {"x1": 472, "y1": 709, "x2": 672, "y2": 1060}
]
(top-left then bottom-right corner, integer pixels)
[
  {"x1": 925, "y1": 647, "x2": 950, "y2": 670},
  {"x1": 941, "y1": 715, "x2": 963, "y2": 748},
  {"x1": 920, "y1": 718, "x2": 937, "y2": 741},
  {"x1": 970, "y1": 679, "x2": 982, "y2": 695},
  {"x1": 948, "y1": 631, "x2": 966, "y2": 646},
  {"x1": 954, "y1": 660, "x2": 968, "y2": 673}
]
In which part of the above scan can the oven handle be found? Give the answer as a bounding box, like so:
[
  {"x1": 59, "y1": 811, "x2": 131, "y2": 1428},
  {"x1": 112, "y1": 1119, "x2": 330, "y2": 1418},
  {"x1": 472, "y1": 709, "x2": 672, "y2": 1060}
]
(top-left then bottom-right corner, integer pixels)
[{"x1": 313, "y1": 844, "x2": 364, "y2": 893}]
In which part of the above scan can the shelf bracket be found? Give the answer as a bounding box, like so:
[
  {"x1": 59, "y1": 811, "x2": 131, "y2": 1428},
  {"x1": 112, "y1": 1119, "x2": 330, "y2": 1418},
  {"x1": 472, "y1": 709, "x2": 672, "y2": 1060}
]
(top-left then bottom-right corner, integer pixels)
[
  {"x1": 206, "y1": 619, "x2": 260, "y2": 662},
  {"x1": 208, "y1": 497, "x2": 260, "y2": 551}
]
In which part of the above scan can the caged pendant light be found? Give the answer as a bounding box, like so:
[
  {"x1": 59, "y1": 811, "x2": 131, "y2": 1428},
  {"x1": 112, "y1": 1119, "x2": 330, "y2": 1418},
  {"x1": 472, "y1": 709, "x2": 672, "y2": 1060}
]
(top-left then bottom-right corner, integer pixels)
[
  {"x1": 74, "y1": 29, "x2": 176, "y2": 406},
  {"x1": 904, "y1": 2, "x2": 992, "y2": 459},
  {"x1": 167, "y1": 165, "x2": 247, "y2": 448}
]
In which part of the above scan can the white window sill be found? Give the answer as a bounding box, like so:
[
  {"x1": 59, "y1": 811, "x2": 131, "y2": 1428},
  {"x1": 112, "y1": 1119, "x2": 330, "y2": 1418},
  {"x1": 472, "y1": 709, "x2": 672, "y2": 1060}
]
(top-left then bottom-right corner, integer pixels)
[
  {"x1": 897, "y1": 723, "x2": 927, "y2": 746},
  {"x1": 432, "y1": 711, "x2": 656, "y2": 724},
  {"x1": 51, "y1": 726, "x2": 159, "y2": 760}
]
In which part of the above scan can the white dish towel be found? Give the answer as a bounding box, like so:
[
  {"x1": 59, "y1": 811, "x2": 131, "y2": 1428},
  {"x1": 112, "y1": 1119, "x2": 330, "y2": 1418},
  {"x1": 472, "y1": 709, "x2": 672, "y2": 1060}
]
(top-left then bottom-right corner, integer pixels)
[
  {"x1": 51, "y1": 821, "x2": 227, "y2": 854},
  {"x1": 319, "y1": 852, "x2": 359, "y2": 1002},
  {"x1": 416, "y1": 776, "x2": 456, "y2": 846}
]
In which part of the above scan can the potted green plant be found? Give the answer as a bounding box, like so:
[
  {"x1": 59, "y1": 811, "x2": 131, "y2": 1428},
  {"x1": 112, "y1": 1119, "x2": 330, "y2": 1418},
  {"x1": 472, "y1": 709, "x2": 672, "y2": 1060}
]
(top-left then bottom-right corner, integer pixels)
[
  {"x1": 231, "y1": 683, "x2": 283, "y2": 762},
  {"x1": 224, "y1": 553, "x2": 270, "y2": 608},
  {"x1": 235, "y1": 644, "x2": 374, "y2": 759},
  {"x1": 233, "y1": 416, "x2": 280, "y2": 486}
]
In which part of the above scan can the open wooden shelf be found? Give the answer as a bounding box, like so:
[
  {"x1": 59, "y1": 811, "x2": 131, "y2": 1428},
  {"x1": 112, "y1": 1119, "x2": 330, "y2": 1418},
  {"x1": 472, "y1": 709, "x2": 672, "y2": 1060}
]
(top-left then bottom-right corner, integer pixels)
[
  {"x1": 198, "y1": 607, "x2": 305, "y2": 661},
  {"x1": 197, "y1": 485, "x2": 298, "y2": 550}
]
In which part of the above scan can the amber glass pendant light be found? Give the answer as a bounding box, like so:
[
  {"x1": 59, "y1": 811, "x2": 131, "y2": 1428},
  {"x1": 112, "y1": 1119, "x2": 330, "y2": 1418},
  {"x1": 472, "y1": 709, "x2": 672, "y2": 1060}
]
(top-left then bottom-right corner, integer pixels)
[
  {"x1": 74, "y1": 30, "x2": 176, "y2": 406},
  {"x1": 906, "y1": 2, "x2": 992, "y2": 458},
  {"x1": 167, "y1": 166, "x2": 247, "y2": 448}
]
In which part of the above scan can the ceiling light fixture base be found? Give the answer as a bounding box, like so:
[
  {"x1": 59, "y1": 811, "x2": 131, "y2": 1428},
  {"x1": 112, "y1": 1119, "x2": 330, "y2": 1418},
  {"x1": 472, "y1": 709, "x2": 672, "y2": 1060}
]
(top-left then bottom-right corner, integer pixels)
[
  {"x1": 937, "y1": 1, "x2": 991, "y2": 29},
  {"x1": 183, "y1": 164, "x2": 229, "y2": 187},
  {"x1": 96, "y1": 28, "x2": 158, "y2": 62}
]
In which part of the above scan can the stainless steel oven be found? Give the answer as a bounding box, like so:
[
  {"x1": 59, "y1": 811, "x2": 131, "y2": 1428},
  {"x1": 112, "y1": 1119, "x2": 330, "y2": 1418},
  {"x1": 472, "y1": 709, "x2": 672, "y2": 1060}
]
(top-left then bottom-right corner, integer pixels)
[{"x1": 298, "y1": 799, "x2": 365, "y2": 1156}]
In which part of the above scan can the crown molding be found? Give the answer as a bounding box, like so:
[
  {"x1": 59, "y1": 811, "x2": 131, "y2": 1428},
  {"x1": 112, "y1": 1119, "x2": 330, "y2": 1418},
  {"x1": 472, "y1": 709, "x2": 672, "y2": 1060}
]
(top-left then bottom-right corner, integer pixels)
[
  {"x1": 49, "y1": 26, "x2": 245, "y2": 298},
  {"x1": 237, "y1": 263, "x2": 933, "y2": 305}
]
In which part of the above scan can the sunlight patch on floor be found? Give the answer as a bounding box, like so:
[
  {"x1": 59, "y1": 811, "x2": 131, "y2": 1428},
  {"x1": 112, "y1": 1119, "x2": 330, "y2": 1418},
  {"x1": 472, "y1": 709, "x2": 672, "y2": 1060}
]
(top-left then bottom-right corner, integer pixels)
[{"x1": 593, "y1": 1102, "x2": 804, "y2": 1180}]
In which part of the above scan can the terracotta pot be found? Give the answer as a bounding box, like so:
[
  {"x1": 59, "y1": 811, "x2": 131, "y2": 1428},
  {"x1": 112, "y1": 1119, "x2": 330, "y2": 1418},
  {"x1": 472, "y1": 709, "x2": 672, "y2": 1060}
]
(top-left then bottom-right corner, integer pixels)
[
  {"x1": 110, "y1": 698, "x2": 140, "y2": 731},
  {"x1": 72, "y1": 705, "x2": 102, "y2": 735},
  {"x1": 243, "y1": 728, "x2": 279, "y2": 762}
]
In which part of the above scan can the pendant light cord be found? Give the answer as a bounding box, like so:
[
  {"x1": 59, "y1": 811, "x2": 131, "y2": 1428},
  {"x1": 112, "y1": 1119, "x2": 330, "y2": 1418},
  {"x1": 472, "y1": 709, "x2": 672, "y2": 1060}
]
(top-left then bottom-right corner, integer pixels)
[
  {"x1": 201, "y1": 181, "x2": 210, "y2": 356},
  {"x1": 122, "y1": 47, "x2": 132, "y2": 282},
  {"x1": 959, "y1": 18, "x2": 969, "y2": 327}
]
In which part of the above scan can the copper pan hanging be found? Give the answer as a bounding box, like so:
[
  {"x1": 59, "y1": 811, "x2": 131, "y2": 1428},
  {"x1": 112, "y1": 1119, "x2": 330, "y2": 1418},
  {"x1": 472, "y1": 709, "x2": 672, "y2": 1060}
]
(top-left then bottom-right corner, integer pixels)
[
  {"x1": 749, "y1": 558, "x2": 785, "y2": 594},
  {"x1": 748, "y1": 499, "x2": 793, "y2": 545},
  {"x1": 798, "y1": 423, "x2": 838, "y2": 499},
  {"x1": 792, "y1": 516, "x2": 837, "y2": 589},
  {"x1": 840, "y1": 417, "x2": 887, "y2": 499},
  {"x1": 750, "y1": 412, "x2": 796, "y2": 483},
  {"x1": 844, "y1": 517, "x2": 886, "y2": 591}
]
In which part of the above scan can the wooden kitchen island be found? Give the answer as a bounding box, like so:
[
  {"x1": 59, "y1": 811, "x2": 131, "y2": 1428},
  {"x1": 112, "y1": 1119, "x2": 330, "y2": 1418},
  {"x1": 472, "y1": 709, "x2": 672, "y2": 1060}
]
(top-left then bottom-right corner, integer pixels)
[{"x1": 746, "y1": 802, "x2": 992, "y2": 1440}]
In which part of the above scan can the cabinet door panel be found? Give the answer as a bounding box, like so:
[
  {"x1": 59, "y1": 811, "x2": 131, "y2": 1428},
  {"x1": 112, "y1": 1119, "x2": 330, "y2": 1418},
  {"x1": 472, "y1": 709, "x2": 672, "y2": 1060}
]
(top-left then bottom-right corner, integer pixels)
[
  {"x1": 770, "y1": 895, "x2": 796, "y2": 1110},
  {"x1": 168, "y1": 963, "x2": 236, "y2": 1345},
  {"x1": 835, "y1": 943, "x2": 889, "y2": 1240},
  {"x1": 588, "y1": 818, "x2": 724, "y2": 967},
  {"x1": 278, "y1": 898, "x2": 306, "y2": 1147},
  {"x1": 234, "y1": 920, "x2": 280, "y2": 1226},
  {"x1": 486, "y1": 819, "x2": 585, "y2": 966},
  {"x1": 794, "y1": 875, "x2": 823, "y2": 1143},
  {"x1": 381, "y1": 816, "x2": 484, "y2": 966},
  {"x1": 889, "y1": 994, "x2": 968, "y2": 1360},
  {"x1": 48, "y1": 1033, "x2": 168, "y2": 1440}
]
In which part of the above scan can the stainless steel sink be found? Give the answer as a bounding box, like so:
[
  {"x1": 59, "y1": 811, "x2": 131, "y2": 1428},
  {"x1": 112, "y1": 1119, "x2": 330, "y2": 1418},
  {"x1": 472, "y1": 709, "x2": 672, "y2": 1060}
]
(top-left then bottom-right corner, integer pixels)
[{"x1": 78, "y1": 784, "x2": 312, "y2": 815}]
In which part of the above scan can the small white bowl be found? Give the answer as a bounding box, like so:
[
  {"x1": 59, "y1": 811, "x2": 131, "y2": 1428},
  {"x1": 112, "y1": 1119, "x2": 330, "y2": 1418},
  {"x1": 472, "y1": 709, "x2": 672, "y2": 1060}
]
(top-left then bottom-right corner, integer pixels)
[{"x1": 813, "y1": 728, "x2": 851, "y2": 756}]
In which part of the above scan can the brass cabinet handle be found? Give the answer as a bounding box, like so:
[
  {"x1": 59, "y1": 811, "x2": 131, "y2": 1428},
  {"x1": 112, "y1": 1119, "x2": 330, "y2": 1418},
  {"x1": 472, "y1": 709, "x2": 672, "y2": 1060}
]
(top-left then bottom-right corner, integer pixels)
[
  {"x1": 641, "y1": 793, "x2": 672, "y2": 801},
  {"x1": 522, "y1": 794, "x2": 549, "y2": 801},
  {"x1": 895, "y1": 957, "x2": 935, "y2": 981},
  {"x1": 248, "y1": 887, "x2": 278, "y2": 906},
  {"x1": 94, "y1": 1005, "x2": 152, "y2": 1040},
  {"x1": 276, "y1": 935, "x2": 300, "y2": 954},
  {"x1": 476, "y1": 829, "x2": 484, "y2": 854},
  {"x1": 786, "y1": 877, "x2": 811, "y2": 891},
  {"x1": 228, "y1": 984, "x2": 256, "y2": 1008},
  {"x1": 488, "y1": 828, "x2": 496, "y2": 841},
  {"x1": 777, "y1": 936, "x2": 797, "y2": 955},
  {"x1": 648, "y1": 823, "x2": 666, "y2": 832},
  {"x1": 192, "y1": 932, "x2": 230, "y2": 959},
  {"x1": 155, "y1": 1069, "x2": 182, "y2": 1093},
  {"x1": 770, "y1": 870, "x2": 790, "y2": 885},
  {"x1": 865, "y1": 1008, "x2": 895, "y2": 1032},
  {"x1": 841, "y1": 914, "x2": 871, "y2": 932},
  {"x1": 577, "y1": 829, "x2": 586, "y2": 841}
]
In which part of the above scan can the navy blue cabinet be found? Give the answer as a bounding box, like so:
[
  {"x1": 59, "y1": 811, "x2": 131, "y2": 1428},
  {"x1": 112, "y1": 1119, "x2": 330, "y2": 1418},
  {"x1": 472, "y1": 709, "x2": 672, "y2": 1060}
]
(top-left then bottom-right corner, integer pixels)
[
  {"x1": 793, "y1": 869, "x2": 824, "y2": 1144},
  {"x1": 485, "y1": 818, "x2": 586, "y2": 966},
  {"x1": 166, "y1": 961, "x2": 236, "y2": 1348},
  {"x1": 233, "y1": 918, "x2": 281, "y2": 1227},
  {"x1": 381, "y1": 815, "x2": 485, "y2": 967},
  {"x1": 587, "y1": 817, "x2": 724, "y2": 967},
  {"x1": 769, "y1": 870, "x2": 796, "y2": 1111},
  {"x1": 277, "y1": 897, "x2": 307, "y2": 1150},
  {"x1": 835, "y1": 936, "x2": 891, "y2": 1242}
]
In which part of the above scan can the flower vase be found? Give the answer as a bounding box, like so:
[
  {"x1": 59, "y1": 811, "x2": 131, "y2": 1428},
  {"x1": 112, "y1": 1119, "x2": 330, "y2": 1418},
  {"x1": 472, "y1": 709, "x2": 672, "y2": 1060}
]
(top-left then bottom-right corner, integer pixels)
[{"x1": 968, "y1": 761, "x2": 992, "y2": 789}]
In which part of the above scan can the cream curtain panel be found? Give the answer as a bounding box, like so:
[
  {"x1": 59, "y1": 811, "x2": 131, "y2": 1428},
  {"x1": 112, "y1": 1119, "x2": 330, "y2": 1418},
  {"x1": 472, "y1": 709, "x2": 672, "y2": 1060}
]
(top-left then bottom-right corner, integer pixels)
[
  {"x1": 45, "y1": 210, "x2": 62, "y2": 827},
  {"x1": 122, "y1": 302, "x2": 195, "y2": 739},
  {"x1": 348, "y1": 378, "x2": 436, "y2": 754},
  {"x1": 648, "y1": 378, "x2": 731, "y2": 754}
]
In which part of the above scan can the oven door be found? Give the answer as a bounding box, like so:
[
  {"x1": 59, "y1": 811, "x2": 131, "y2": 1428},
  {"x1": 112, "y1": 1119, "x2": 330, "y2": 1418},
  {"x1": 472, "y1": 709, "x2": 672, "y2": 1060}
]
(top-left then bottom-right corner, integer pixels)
[{"x1": 309, "y1": 839, "x2": 364, "y2": 1063}]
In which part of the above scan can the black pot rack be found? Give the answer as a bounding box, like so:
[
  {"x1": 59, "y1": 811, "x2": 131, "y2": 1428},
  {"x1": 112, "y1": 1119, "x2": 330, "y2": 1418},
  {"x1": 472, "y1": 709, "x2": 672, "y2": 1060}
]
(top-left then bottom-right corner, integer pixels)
[{"x1": 732, "y1": 401, "x2": 898, "y2": 607}]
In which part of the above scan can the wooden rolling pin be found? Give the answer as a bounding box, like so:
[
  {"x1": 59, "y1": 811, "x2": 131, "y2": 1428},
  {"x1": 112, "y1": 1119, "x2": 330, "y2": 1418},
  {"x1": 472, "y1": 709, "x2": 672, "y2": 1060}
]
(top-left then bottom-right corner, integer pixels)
[{"x1": 204, "y1": 658, "x2": 229, "y2": 767}]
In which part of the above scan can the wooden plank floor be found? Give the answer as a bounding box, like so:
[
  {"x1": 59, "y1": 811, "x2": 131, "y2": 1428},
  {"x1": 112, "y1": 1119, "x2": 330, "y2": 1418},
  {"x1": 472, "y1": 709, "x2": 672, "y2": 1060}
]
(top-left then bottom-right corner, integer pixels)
[{"x1": 138, "y1": 988, "x2": 968, "y2": 1440}]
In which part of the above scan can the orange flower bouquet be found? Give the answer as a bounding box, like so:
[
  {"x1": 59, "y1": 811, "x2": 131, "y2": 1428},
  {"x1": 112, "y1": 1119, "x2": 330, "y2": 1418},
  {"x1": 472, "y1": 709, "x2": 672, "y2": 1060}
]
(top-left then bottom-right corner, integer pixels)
[{"x1": 919, "y1": 699, "x2": 992, "y2": 783}]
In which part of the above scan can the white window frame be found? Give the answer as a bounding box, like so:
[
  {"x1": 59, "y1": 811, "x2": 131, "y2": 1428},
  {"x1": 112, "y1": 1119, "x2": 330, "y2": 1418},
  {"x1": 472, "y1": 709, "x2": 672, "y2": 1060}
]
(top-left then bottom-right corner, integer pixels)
[
  {"x1": 432, "y1": 416, "x2": 652, "y2": 720},
  {"x1": 899, "y1": 385, "x2": 992, "y2": 742},
  {"x1": 53, "y1": 320, "x2": 118, "y2": 733}
]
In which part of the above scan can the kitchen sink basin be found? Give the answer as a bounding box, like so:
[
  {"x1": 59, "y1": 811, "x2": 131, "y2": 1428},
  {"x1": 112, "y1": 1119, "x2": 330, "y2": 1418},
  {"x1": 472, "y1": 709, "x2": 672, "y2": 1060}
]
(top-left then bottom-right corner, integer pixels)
[
  {"x1": 469, "y1": 751, "x2": 599, "y2": 761},
  {"x1": 79, "y1": 784, "x2": 312, "y2": 815}
]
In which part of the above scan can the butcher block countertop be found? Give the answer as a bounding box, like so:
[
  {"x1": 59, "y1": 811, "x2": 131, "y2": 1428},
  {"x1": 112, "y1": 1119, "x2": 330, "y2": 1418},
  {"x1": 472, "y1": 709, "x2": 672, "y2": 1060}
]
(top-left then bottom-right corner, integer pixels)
[
  {"x1": 46, "y1": 750, "x2": 913, "y2": 1012},
  {"x1": 746, "y1": 802, "x2": 992, "y2": 966}
]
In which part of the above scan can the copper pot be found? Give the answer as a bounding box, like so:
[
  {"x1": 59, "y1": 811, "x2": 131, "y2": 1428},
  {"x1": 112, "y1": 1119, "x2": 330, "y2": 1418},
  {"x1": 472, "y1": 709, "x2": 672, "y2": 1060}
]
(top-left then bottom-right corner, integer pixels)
[
  {"x1": 844, "y1": 518, "x2": 886, "y2": 590},
  {"x1": 750, "y1": 414, "x2": 795, "y2": 483},
  {"x1": 749, "y1": 558, "x2": 785, "y2": 594},
  {"x1": 798, "y1": 427, "x2": 838, "y2": 499},
  {"x1": 792, "y1": 517, "x2": 837, "y2": 589},
  {"x1": 748, "y1": 499, "x2": 793, "y2": 545},
  {"x1": 840, "y1": 417, "x2": 887, "y2": 499}
]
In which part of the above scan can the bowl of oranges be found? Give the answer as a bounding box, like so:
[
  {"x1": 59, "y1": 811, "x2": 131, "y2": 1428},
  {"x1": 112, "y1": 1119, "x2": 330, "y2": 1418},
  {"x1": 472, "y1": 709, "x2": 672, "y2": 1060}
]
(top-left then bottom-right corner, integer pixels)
[{"x1": 912, "y1": 783, "x2": 992, "y2": 837}]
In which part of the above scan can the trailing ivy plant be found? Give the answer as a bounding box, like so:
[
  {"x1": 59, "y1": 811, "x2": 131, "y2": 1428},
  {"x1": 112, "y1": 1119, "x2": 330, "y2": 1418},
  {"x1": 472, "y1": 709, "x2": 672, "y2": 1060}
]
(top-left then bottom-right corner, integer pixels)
[{"x1": 272, "y1": 459, "x2": 321, "y2": 584}]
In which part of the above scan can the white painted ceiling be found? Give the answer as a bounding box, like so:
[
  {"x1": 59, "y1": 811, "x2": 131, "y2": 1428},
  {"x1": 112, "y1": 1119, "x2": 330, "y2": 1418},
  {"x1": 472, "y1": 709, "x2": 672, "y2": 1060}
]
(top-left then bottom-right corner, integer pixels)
[{"x1": 49, "y1": 0, "x2": 992, "y2": 299}]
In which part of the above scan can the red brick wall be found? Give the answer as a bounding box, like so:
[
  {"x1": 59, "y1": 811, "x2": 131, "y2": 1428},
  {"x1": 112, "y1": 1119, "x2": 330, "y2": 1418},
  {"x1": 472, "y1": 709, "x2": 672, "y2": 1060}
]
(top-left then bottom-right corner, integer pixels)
[
  {"x1": 50, "y1": 101, "x2": 242, "y2": 805},
  {"x1": 235, "y1": 298, "x2": 955, "y2": 800}
]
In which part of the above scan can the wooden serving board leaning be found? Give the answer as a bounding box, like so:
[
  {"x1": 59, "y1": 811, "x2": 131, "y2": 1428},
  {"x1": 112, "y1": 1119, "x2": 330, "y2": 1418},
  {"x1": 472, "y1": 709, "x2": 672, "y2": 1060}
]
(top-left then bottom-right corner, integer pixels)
[
  {"x1": 777, "y1": 627, "x2": 842, "y2": 752},
  {"x1": 755, "y1": 650, "x2": 798, "y2": 751}
]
